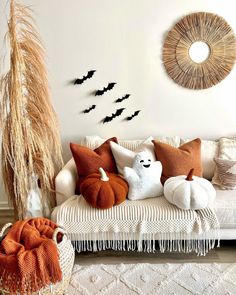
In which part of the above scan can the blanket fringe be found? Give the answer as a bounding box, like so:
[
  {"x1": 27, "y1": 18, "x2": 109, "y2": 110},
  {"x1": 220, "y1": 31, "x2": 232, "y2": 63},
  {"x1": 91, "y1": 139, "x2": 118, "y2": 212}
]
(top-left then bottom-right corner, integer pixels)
[{"x1": 69, "y1": 231, "x2": 220, "y2": 256}]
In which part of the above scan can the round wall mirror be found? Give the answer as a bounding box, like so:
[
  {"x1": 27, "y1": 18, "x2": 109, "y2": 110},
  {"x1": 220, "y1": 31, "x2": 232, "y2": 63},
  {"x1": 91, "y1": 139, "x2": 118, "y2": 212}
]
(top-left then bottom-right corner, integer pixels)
[
  {"x1": 163, "y1": 12, "x2": 236, "y2": 89},
  {"x1": 189, "y1": 41, "x2": 211, "y2": 63}
]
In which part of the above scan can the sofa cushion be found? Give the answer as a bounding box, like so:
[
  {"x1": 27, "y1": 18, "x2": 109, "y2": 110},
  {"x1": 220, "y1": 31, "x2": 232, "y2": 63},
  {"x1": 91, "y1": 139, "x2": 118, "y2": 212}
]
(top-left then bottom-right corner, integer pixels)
[
  {"x1": 83, "y1": 135, "x2": 181, "y2": 151},
  {"x1": 212, "y1": 186, "x2": 236, "y2": 229},
  {"x1": 181, "y1": 138, "x2": 219, "y2": 180},
  {"x1": 219, "y1": 137, "x2": 236, "y2": 159},
  {"x1": 70, "y1": 137, "x2": 118, "y2": 191},
  {"x1": 110, "y1": 137, "x2": 156, "y2": 175},
  {"x1": 214, "y1": 158, "x2": 236, "y2": 190},
  {"x1": 152, "y1": 138, "x2": 202, "y2": 183},
  {"x1": 212, "y1": 137, "x2": 236, "y2": 187}
]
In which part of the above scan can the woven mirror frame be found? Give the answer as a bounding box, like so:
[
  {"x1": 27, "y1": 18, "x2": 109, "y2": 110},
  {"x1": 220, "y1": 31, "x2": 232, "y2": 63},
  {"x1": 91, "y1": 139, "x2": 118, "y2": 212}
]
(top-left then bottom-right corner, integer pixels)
[{"x1": 163, "y1": 12, "x2": 236, "y2": 89}]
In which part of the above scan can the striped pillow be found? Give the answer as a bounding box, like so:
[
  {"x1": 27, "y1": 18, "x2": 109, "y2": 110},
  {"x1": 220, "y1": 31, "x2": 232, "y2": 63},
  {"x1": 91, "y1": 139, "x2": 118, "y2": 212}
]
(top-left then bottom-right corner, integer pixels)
[{"x1": 214, "y1": 158, "x2": 236, "y2": 189}]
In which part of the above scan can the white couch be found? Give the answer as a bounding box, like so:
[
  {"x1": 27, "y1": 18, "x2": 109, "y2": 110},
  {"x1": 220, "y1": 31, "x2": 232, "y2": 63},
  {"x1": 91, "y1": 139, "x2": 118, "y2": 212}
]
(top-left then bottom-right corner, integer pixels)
[{"x1": 51, "y1": 136, "x2": 236, "y2": 253}]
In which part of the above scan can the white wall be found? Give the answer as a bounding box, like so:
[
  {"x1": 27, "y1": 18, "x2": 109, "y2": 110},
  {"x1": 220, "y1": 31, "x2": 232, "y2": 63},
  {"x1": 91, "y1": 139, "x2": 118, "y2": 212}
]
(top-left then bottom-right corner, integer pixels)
[{"x1": 1, "y1": 0, "x2": 236, "y2": 207}]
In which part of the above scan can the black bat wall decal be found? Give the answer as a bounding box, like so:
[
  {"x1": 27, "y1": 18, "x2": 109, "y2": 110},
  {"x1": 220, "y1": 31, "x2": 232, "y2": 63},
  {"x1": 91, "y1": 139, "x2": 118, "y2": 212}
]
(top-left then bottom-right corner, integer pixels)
[
  {"x1": 103, "y1": 108, "x2": 125, "y2": 123},
  {"x1": 95, "y1": 82, "x2": 116, "y2": 96},
  {"x1": 126, "y1": 110, "x2": 141, "y2": 121},
  {"x1": 74, "y1": 70, "x2": 96, "y2": 85},
  {"x1": 115, "y1": 94, "x2": 130, "y2": 103},
  {"x1": 83, "y1": 105, "x2": 96, "y2": 113}
]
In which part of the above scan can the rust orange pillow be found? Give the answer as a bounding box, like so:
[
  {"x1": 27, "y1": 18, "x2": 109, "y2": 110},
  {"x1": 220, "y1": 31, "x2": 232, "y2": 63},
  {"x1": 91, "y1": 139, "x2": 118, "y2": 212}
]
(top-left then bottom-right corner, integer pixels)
[
  {"x1": 152, "y1": 138, "x2": 202, "y2": 183},
  {"x1": 70, "y1": 137, "x2": 118, "y2": 192}
]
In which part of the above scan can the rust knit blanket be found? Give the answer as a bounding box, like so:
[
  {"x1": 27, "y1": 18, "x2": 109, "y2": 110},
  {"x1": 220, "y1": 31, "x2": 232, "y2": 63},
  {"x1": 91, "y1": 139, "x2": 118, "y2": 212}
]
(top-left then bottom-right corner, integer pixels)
[{"x1": 0, "y1": 218, "x2": 62, "y2": 294}]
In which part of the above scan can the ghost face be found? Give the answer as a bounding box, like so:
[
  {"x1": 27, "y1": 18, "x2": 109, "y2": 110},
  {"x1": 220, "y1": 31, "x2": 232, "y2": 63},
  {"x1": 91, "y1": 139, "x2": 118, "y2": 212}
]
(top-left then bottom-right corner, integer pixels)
[
  {"x1": 140, "y1": 159, "x2": 151, "y2": 168},
  {"x1": 134, "y1": 152, "x2": 153, "y2": 170}
]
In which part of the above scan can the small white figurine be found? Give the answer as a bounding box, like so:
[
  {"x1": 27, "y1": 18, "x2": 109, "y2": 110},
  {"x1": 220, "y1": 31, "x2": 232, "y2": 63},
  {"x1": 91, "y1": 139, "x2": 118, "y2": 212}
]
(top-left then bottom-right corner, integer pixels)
[
  {"x1": 25, "y1": 173, "x2": 50, "y2": 218},
  {"x1": 124, "y1": 151, "x2": 163, "y2": 200}
]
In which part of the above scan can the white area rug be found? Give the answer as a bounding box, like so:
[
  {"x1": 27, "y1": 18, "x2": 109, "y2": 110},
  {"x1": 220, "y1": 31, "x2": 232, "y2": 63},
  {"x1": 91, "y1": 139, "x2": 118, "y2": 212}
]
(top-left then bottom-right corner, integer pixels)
[{"x1": 66, "y1": 263, "x2": 236, "y2": 295}]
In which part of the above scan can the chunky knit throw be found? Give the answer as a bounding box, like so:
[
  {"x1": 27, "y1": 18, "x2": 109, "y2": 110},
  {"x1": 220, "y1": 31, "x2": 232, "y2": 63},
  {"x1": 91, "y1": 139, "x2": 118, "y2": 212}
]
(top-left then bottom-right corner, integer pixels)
[
  {"x1": 53, "y1": 195, "x2": 220, "y2": 256},
  {"x1": 0, "y1": 218, "x2": 62, "y2": 294}
]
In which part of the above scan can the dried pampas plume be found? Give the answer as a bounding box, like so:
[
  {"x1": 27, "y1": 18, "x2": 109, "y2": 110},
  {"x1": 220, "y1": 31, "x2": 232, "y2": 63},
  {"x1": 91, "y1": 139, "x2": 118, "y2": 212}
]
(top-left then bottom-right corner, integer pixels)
[{"x1": 0, "y1": 0, "x2": 63, "y2": 219}]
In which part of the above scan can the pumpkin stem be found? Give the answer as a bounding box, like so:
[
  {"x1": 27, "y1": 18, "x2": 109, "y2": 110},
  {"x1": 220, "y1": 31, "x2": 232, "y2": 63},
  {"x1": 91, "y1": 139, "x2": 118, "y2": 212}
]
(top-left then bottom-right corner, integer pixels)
[
  {"x1": 99, "y1": 167, "x2": 109, "y2": 182},
  {"x1": 186, "y1": 168, "x2": 194, "y2": 181}
]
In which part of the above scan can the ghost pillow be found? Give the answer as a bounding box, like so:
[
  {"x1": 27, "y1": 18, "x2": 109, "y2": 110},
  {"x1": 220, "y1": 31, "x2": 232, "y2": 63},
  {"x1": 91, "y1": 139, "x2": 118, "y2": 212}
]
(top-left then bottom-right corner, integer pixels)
[{"x1": 124, "y1": 151, "x2": 163, "y2": 200}]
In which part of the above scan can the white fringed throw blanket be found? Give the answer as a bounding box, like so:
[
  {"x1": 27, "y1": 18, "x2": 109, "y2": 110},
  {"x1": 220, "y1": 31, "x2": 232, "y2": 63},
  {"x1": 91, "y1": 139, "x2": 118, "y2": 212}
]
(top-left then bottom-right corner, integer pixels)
[{"x1": 52, "y1": 195, "x2": 220, "y2": 256}]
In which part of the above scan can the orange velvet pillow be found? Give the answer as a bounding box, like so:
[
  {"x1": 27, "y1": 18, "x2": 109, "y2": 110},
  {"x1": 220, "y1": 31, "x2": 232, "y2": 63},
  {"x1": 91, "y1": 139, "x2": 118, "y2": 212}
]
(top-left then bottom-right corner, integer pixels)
[
  {"x1": 70, "y1": 137, "x2": 118, "y2": 192},
  {"x1": 80, "y1": 169, "x2": 128, "y2": 209},
  {"x1": 152, "y1": 138, "x2": 202, "y2": 183}
]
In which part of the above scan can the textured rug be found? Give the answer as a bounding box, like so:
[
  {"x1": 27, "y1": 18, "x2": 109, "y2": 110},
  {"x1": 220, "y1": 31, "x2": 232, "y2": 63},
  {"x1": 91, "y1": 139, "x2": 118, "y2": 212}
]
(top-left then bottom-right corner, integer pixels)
[{"x1": 66, "y1": 263, "x2": 236, "y2": 295}]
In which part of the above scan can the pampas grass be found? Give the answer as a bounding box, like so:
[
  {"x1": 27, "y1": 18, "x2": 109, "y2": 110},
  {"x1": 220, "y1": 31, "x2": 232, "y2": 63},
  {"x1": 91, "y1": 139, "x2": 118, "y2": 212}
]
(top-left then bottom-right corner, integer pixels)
[
  {"x1": 0, "y1": 0, "x2": 63, "y2": 219},
  {"x1": 163, "y1": 12, "x2": 236, "y2": 89}
]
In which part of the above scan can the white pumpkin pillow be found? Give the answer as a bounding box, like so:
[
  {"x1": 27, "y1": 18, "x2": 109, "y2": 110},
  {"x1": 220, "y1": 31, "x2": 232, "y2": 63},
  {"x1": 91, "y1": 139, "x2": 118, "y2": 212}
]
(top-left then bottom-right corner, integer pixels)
[
  {"x1": 124, "y1": 151, "x2": 163, "y2": 200},
  {"x1": 164, "y1": 169, "x2": 216, "y2": 210},
  {"x1": 110, "y1": 136, "x2": 156, "y2": 175}
]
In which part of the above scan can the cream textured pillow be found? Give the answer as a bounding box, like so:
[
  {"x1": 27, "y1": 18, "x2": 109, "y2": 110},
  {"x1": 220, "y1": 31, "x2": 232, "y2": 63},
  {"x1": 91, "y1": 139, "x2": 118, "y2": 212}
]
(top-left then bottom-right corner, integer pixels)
[
  {"x1": 219, "y1": 137, "x2": 236, "y2": 159},
  {"x1": 214, "y1": 158, "x2": 236, "y2": 189},
  {"x1": 212, "y1": 137, "x2": 236, "y2": 186},
  {"x1": 181, "y1": 138, "x2": 219, "y2": 180},
  {"x1": 110, "y1": 137, "x2": 156, "y2": 175}
]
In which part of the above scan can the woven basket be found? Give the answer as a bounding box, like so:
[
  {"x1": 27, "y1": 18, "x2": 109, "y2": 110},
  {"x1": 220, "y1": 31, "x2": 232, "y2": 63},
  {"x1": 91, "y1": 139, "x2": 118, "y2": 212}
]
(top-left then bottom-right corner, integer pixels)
[{"x1": 0, "y1": 223, "x2": 75, "y2": 295}]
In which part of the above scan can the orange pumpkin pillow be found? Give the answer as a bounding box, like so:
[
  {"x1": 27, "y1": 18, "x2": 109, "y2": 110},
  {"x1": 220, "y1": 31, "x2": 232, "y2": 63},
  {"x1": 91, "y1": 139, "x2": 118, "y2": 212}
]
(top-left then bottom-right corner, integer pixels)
[
  {"x1": 80, "y1": 168, "x2": 128, "y2": 209},
  {"x1": 152, "y1": 138, "x2": 202, "y2": 183},
  {"x1": 70, "y1": 137, "x2": 118, "y2": 191}
]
